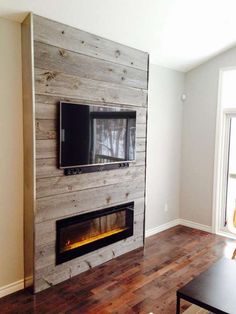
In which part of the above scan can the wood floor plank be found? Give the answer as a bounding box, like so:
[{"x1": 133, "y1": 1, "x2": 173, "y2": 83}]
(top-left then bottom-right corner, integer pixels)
[{"x1": 0, "y1": 226, "x2": 234, "y2": 313}]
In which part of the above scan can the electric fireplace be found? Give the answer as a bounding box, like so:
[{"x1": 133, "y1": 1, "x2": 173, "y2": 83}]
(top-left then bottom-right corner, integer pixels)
[{"x1": 56, "y1": 202, "x2": 134, "y2": 264}]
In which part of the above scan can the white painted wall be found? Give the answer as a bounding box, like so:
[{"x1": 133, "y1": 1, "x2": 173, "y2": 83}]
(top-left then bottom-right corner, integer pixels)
[
  {"x1": 180, "y1": 45, "x2": 236, "y2": 226},
  {"x1": 146, "y1": 64, "x2": 184, "y2": 233},
  {"x1": 0, "y1": 18, "x2": 23, "y2": 290}
]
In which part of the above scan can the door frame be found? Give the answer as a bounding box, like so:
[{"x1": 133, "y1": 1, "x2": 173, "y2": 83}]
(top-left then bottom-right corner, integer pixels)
[{"x1": 212, "y1": 68, "x2": 236, "y2": 239}]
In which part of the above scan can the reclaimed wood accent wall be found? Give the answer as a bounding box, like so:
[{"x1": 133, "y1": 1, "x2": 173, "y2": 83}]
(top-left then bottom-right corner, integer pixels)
[{"x1": 22, "y1": 13, "x2": 149, "y2": 293}]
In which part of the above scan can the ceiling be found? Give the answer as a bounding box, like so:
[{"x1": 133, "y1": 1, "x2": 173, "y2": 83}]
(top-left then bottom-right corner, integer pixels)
[{"x1": 1, "y1": 0, "x2": 236, "y2": 72}]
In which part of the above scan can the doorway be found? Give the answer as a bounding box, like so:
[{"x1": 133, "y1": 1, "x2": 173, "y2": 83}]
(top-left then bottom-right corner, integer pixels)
[{"x1": 213, "y1": 69, "x2": 236, "y2": 238}]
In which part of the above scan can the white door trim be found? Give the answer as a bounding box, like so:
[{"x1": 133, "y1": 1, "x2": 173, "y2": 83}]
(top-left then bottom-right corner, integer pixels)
[{"x1": 212, "y1": 68, "x2": 236, "y2": 235}]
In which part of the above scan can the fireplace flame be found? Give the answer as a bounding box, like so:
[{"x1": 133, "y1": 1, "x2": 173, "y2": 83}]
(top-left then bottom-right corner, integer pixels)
[{"x1": 62, "y1": 227, "x2": 128, "y2": 252}]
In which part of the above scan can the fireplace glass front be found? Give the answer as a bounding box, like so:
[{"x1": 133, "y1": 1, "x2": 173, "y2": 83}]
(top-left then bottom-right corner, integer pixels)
[{"x1": 56, "y1": 202, "x2": 134, "y2": 264}]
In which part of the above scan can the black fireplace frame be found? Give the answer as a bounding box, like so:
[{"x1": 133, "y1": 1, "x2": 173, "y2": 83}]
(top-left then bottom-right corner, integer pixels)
[{"x1": 56, "y1": 202, "x2": 134, "y2": 265}]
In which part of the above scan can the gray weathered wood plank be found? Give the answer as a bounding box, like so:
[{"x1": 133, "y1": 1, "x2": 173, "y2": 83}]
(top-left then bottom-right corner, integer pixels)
[
  {"x1": 36, "y1": 140, "x2": 56, "y2": 159},
  {"x1": 36, "y1": 158, "x2": 63, "y2": 178},
  {"x1": 34, "y1": 234, "x2": 143, "y2": 292},
  {"x1": 35, "y1": 217, "x2": 143, "y2": 271},
  {"x1": 36, "y1": 151, "x2": 145, "y2": 178},
  {"x1": 36, "y1": 137, "x2": 145, "y2": 159},
  {"x1": 35, "y1": 226, "x2": 143, "y2": 273},
  {"x1": 35, "y1": 179, "x2": 145, "y2": 223},
  {"x1": 35, "y1": 118, "x2": 146, "y2": 140},
  {"x1": 34, "y1": 14, "x2": 148, "y2": 71},
  {"x1": 35, "y1": 197, "x2": 144, "y2": 247},
  {"x1": 35, "y1": 94, "x2": 147, "y2": 120},
  {"x1": 34, "y1": 41, "x2": 148, "y2": 89},
  {"x1": 23, "y1": 13, "x2": 148, "y2": 293},
  {"x1": 36, "y1": 166, "x2": 145, "y2": 198},
  {"x1": 35, "y1": 68, "x2": 147, "y2": 107},
  {"x1": 36, "y1": 119, "x2": 56, "y2": 140}
]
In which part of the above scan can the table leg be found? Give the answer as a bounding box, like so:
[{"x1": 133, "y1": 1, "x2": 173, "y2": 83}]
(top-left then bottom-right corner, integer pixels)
[{"x1": 176, "y1": 294, "x2": 180, "y2": 314}]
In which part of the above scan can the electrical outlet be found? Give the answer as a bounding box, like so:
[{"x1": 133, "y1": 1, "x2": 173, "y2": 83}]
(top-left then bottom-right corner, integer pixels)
[{"x1": 164, "y1": 203, "x2": 168, "y2": 212}]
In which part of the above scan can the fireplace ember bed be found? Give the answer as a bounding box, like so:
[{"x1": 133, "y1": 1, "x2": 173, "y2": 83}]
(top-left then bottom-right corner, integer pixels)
[{"x1": 56, "y1": 202, "x2": 134, "y2": 264}]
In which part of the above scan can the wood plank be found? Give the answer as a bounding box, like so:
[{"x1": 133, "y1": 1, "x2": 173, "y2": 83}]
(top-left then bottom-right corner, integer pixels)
[
  {"x1": 34, "y1": 234, "x2": 144, "y2": 292},
  {"x1": 21, "y1": 13, "x2": 35, "y2": 289},
  {"x1": 136, "y1": 137, "x2": 146, "y2": 152},
  {"x1": 36, "y1": 137, "x2": 146, "y2": 159},
  {"x1": 33, "y1": 14, "x2": 148, "y2": 71},
  {"x1": 34, "y1": 41, "x2": 148, "y2": 89},
  {"x1": 137, "y1": 123, "x2": 146, "y2": 138},
  {"x1": 35, "y1": 229, "x2": 143, "y2": 273},
  {"x1": 36, "y1": 166, "x2": 145, "y2": 198},
  {"x1": 36, "y1": 151, "x2": 145, "y2": 178},
  {"x1": 35, "y1": 68, "x2": 147, "y2": 107},
  {"x1": 35, "y1": 232, "x2": 144, "y2": 277},
  {"x1": 36, "y1": 139, "x2": 56, "y2": 159},
  {"x1": 35, "y1": 94, "x2": 147, "y2": 120},
  {"x1": 135, "y1": 151, "x2": 146, "y2": 166},
  {"x1": 21, "y1": 13, "x2": 148, "y2": 294},
  {"x1": 35, "y1": 179, "x2": 145, "y2": 223},
  {"x1": 36, "y1": 158, "x2": 62, "y2": 178},
  {"x1": 34, "y1": 233, "x2": 143, "y2": 277},
  {"x1": 0, "y1": 227, "x2": 228, "y2": 310},
  {"x1": 35, "y1": 198, "x2": 144, "y2": 247},
  {"x1": 36, "y1": 119, "x2": 56, "y2": 140},
  {"x1": 35, "y1": 118, "x2": 146, "y2": 140}
]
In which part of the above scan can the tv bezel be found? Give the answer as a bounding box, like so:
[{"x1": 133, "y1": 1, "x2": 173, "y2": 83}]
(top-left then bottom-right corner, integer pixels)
[{"x1": 59, "y1": 101, "x2": 137, "y2": 170}]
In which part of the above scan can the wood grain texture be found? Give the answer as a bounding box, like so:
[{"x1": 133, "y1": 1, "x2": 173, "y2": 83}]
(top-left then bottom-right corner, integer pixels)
[
  {"x1": 35, "y1": 198, "x2": 145, "y2": 247},
  {"x1": 36, "y1": 166, "x2": 145, "y2": 198},
  {"x1": 34, "y1": 235, "x2": 144, "y2": 293},
  {"x1": 35, "y1": 94, "x2": 147, "y2": 120},
  {"x1": 36, "y1": 152, "x2": 146, "y2": 179},
  {"x1": 23, "y1": 14, "x2": 148, "y2": 293},
  {"x1": 35, "y1": 136, "x2": 146, "y2": 159},
  {"x1": 34, "y1": 41, "x2": 148, "y2": 89},
  {"x1": 35, "y1": 179, "x2": 145, "y2": 223},
  {"x1": 33, "y1": 14, "x2": 148, "y2": 71},
  {"x1": 0, "y1": 226, "x2": 233, "y2": 313},
  {"x1": 34, "y1": 67, "x2": 147, "y2": 107},
  {"x1": 34, "y1": 213, "x2": 144, "y2": 274},
  {"x1": 21, "y1": 13, "x2": 35, "y2": 289},
  {"x1": 35, "y1": 118, "x2": 146, "y2": 140}
]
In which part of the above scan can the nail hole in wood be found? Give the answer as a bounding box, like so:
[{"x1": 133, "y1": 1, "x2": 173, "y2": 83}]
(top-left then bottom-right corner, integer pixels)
[{"x1": 115, "y1": 50, "x2": 121, "y2": 58}]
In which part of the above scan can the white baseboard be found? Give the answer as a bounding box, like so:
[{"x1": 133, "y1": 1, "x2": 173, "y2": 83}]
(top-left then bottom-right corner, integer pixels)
[
  {"x1": 179, "y1": 219, "x2": 212, "y2": 233},
  {"x1": 0, "y1": 279, "x2": 24, "y2": 298},
  {"x1": 145, "y1": 218, "x2": 212, "y2": 238},
  {"x1": 145, "y1": 219, "x2": 180, "y2": 237},
  {"x1": 216, "y1": 229, "x2": 236, "y2": 240}
]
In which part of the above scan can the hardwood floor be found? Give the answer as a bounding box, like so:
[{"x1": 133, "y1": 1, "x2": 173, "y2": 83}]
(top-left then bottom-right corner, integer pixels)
[{"x1": 1, "y1": 225, "x2": 235, "y2": 314}]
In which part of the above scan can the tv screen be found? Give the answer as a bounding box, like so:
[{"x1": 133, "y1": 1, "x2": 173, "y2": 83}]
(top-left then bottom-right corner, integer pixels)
[{"x1": 59, "y1": 102, "x2": 136, "y2": 169}]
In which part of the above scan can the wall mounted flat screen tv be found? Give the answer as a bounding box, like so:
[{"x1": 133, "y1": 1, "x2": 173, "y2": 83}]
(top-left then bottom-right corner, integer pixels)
[{"x1": 59, "y1": 102, "x2": 136, "y2": 169}]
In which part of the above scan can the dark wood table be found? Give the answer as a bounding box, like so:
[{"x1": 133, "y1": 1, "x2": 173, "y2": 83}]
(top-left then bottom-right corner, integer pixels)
[{"x1": 176, "y1": 258, "x2": 236, "y2": 314}]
